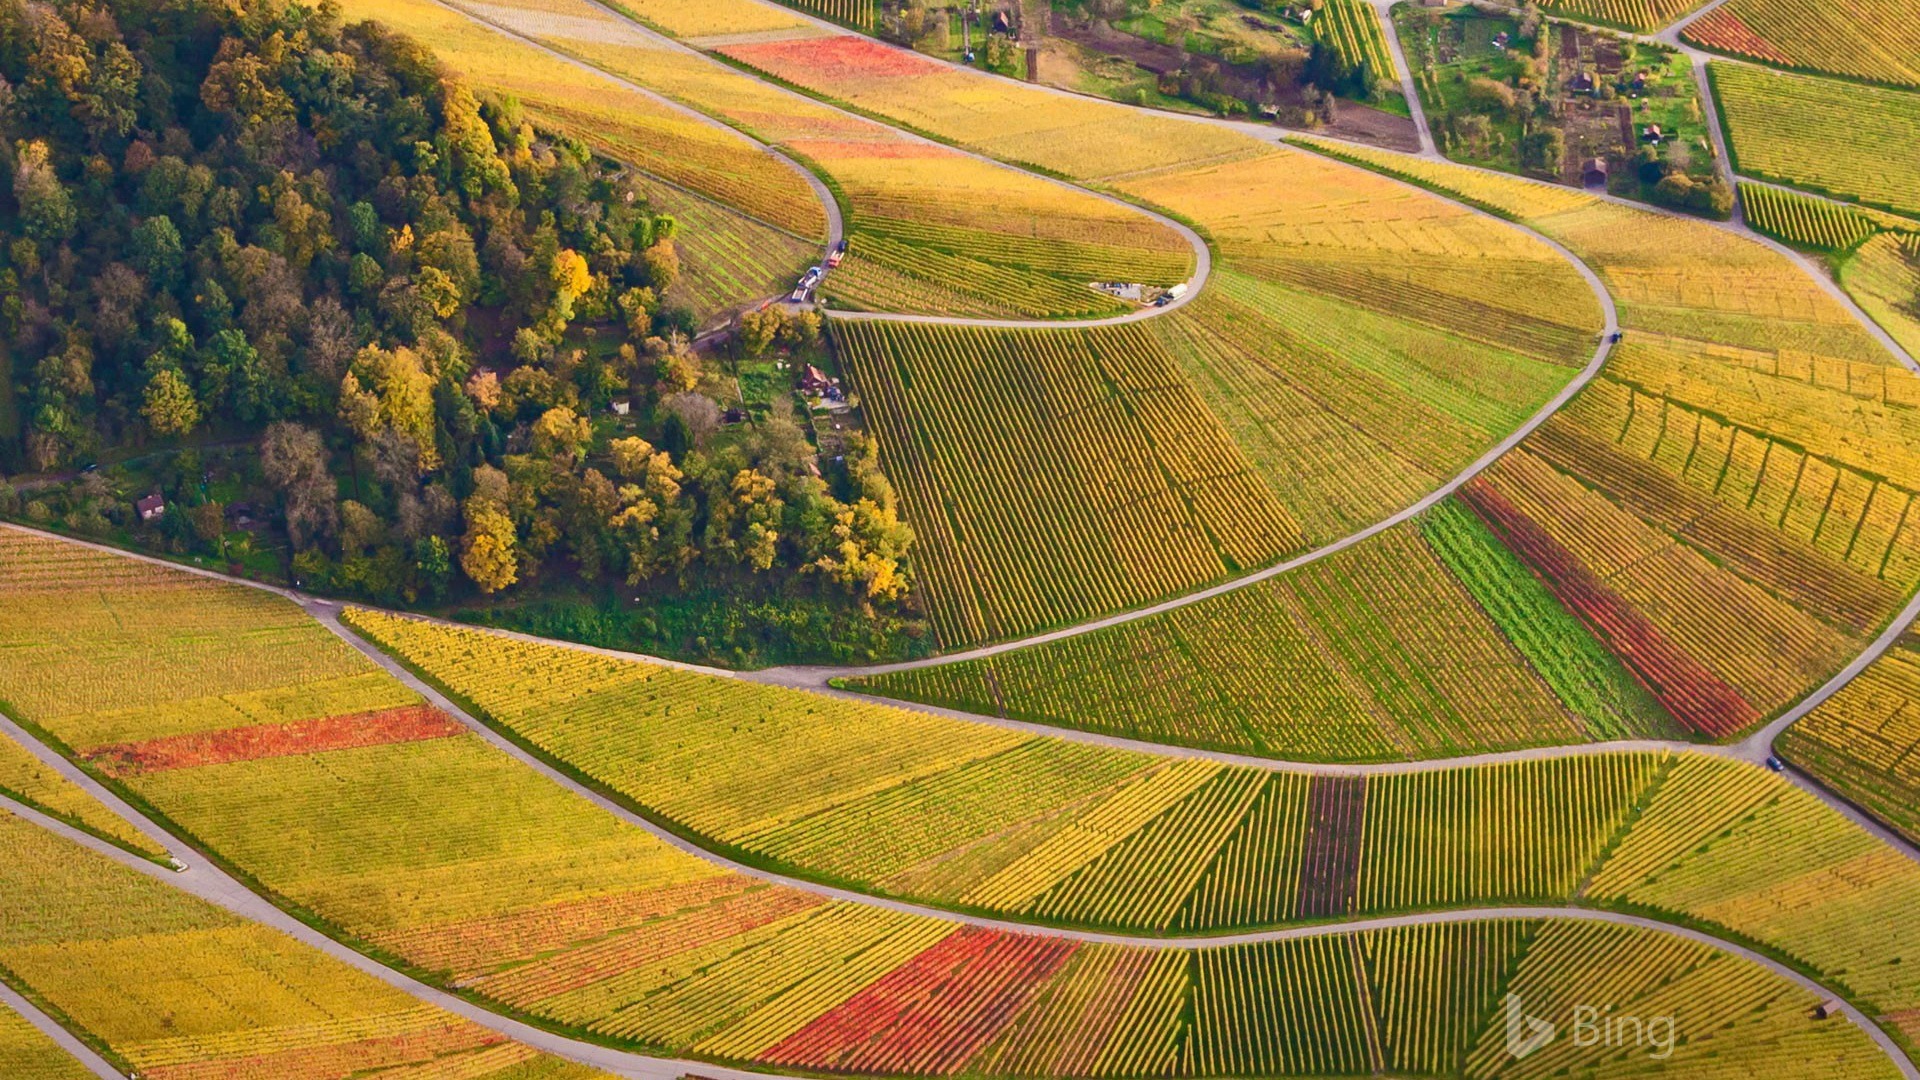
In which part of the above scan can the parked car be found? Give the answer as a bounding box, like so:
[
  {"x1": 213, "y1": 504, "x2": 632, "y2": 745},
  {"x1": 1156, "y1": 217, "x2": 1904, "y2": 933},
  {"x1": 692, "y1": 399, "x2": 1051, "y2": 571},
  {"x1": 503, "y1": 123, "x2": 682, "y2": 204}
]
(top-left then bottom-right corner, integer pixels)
[{"x1": 1766, "y1": 755, "x2": 1785, "y2": 773}]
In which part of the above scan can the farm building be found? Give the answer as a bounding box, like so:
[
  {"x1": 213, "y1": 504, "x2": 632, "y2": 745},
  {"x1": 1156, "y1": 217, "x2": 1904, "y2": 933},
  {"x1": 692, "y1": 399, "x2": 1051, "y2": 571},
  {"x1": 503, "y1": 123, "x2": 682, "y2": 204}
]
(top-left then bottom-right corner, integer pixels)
[{"x1": 135, "y1": 493, "x2": 166, "y2": 522}]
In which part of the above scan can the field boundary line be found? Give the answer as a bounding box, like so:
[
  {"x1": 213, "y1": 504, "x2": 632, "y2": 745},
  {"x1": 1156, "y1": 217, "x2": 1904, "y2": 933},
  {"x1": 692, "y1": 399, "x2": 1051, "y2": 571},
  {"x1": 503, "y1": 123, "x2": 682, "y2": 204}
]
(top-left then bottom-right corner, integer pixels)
[
  {"x1": 750, "y1": 184, "x2": 1620, "y2": 678},
  {"x1": 0, "y1": 786, "x2": 788, "y2": 1080},
  {"x1": 0, "y1": 979, "x2": 120, "y2": 1080},
  {"x1": 431, "y1": 0, "x2": 1217, "y2": 330},
  {"x1": 3, "y1": 788, "x2": 1913, "y2": 1078}
]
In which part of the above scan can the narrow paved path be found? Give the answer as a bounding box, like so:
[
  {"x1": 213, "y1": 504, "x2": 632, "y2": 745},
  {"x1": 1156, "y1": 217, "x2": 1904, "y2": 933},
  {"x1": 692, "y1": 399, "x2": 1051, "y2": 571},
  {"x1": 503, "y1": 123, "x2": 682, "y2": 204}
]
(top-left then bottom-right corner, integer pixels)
[
  {"x1": 0, "y1": 980, "x2": 121, "y2": 1080},
  {"x1": 436, "y1": 0, "x2": 1214, "y2": 329},
  {"x1": 1369, "y1": 0, "x2": 1438, "y2": 154},
  {"x1": 3, "y1": 782, "x2": 1914, "y2": 1078},
  {"x1": 9, "y1": 510, "x2": 1920, "y2": 873}
]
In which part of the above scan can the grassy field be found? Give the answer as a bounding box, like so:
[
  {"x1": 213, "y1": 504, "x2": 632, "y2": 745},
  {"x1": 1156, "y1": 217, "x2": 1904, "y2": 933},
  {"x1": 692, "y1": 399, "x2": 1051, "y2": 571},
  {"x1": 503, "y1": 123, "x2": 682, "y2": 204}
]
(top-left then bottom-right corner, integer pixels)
[
  {"x1": 1713, "y1": 63, "x2": 1920, "y2": 218},
  {"x1": 1685, "y1": 0, "x2": 1920, "y2": 86}
]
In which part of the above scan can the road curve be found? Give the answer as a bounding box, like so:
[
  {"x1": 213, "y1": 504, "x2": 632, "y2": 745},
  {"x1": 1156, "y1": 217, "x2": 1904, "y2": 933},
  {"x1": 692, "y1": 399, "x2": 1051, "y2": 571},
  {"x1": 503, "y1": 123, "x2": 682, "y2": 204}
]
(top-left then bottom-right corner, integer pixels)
[
  {"x1": 4, "y1": 523, "x2": 1920, "y2": 1074},
  {"x1": 0, "y1": 980, "x2": 121, "y2": 1080},
  {"x1": 428, "y1": 0, "x2": 841, "y2": 255},
  {"x1": 1379, "y1": 0, "x2": 1919, "y2": 375},
  {"x1": 317, "y1": 593, "x2": 1920, "y2": 939},
  {"x1": 4, "y1": 775, "x2": 1915, "y2": 1079},
  {"x1": 749, "y1": 195, "x2": 1619, "y2": 682},
  {"x1": 8, "y1": 505, "x2": 1920, "y2": 874},
  {"x1": 435, "y1": 0, "x2": 1215, "y2": 329}
]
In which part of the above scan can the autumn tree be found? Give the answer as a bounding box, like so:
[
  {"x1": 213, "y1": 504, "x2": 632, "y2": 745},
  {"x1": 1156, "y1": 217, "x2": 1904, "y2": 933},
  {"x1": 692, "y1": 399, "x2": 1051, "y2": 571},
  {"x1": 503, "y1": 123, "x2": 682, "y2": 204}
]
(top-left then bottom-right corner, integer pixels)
[
  {"x1": 459, "y1": 498, "x2": 519, "y2": 594},
  {"x1": 141, "y1": 367, "x2": 200, "y2": 436}
]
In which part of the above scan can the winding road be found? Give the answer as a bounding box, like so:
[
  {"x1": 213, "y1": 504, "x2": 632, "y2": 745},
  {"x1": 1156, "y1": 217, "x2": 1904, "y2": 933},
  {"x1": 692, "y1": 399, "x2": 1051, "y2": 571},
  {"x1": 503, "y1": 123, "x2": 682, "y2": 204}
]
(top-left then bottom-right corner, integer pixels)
[
  {"x1": 6, "y1": 2, "x2": 1920, "y2": 1073},
  {"x1": 436, "y1": 0, "x2": 1217, "y2": 329},
  {"x1": 3, "y1": 744, "x2": 1915, "y2": 1079}
]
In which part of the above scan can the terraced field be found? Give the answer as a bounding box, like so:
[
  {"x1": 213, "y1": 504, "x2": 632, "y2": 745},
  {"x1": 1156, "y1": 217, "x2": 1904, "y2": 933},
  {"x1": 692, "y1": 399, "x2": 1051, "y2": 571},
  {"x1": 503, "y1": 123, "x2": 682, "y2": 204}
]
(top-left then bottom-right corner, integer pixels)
[
  {"x1": 1780, "y1": 632, "x2": 1920, "y2": 845},
  {"x1": 331, "y1": 0, "x2": 822, "y2": 320},
  {"x1": 563, "y1": 15, "x2": 1606, "y2": 640},
  {"x1": 1685, "y1": 0, "x2": 1920, "y2": 86},
  {"x1": 1316, "y1": 0, "x2": 1398, "y2": 81},
  {"x1": 861, "y1": 518, "x2": 1649, "y2": 758},
  {"x1": 343, "y1": 606, "x2": 1920, "y2": 1007},
  {"x1": 430, "y1": 0, "x2": 1197, "y2": 320},
  {"x1": 0, "y1": 812, "x2": 613, "y2": 1080},
  {"x1": 1714, "y1": 63, "x2": 1920, "y2": 218},
  {"x1": 4, "y1": 530, "x2": 1920, "y2": 1072},
  {"x1": 1129, "y1": 150, "x2": 1600, "y2": 544},
  {"x1": 717, "y1": 33, "x2": 1260, "y2": 179},
  {"x1": 834, "y1": 321, "x2": 1301, "y2": 644},
  {"x1": 1740, "y1": 183, "x2": 1884, "y2": 251},
  {"x1": 1537, "y1": 0, "x2": 1708, "y2": 32},
  {"x1": 882, "y1": 136, "x2": 1919, "y2": 757},
  {"x1": 1842, "y1": 231, "x2": 1920, "y2": 361},
  {"x1": 9, "y1": 0, "x2": 1920, "y2": 1069}
]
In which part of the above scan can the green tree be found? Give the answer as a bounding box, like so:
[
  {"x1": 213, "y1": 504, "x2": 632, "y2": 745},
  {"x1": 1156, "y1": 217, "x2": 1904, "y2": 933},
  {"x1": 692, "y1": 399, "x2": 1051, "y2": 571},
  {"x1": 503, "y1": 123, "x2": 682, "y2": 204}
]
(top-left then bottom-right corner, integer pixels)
[
  {"x1": 131, "y1": 215, "x2": 184, "y2": 287},
  {"x1": 13, "y1": 141, "x2": 76, "y2": 245},
  {"x1": 141, "y1": 367, "x2": 201, "y2": 436}
]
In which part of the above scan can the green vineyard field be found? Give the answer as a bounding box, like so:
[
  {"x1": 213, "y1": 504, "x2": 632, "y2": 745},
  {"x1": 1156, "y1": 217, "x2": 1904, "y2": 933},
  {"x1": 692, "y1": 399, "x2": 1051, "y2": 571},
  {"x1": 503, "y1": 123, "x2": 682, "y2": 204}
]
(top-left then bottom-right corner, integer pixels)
[
  {"x1": 1740, "y1": 182, "x2": 1881, "y2": 250},
  {"x1": 832, "y1": 320, "x2": 1301, "y2": 647},
  {"x1": 1714, "y1": 63, "x2": 1920, "y2": 218}
]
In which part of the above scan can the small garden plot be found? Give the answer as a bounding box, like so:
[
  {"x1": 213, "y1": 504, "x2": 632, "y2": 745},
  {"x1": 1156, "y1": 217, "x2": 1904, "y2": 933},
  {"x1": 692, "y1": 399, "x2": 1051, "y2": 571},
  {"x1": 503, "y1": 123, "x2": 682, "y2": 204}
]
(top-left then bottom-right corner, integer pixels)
[{"x1": 1398, "y1": 7, "x2": 1720, "y2": 213}]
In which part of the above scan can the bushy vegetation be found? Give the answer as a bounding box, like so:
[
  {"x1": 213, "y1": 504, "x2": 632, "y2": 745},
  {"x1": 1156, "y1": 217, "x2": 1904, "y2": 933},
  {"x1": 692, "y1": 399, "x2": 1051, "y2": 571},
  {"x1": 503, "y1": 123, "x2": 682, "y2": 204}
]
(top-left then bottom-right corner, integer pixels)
[{"x1": 0, "y1": 0, "x2": 917, "y2": 664}]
